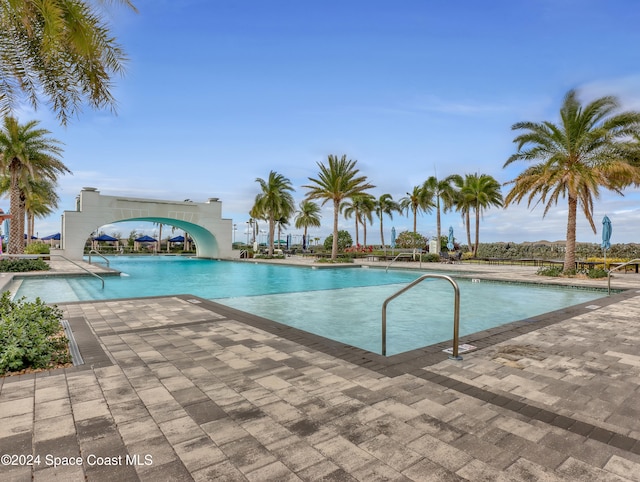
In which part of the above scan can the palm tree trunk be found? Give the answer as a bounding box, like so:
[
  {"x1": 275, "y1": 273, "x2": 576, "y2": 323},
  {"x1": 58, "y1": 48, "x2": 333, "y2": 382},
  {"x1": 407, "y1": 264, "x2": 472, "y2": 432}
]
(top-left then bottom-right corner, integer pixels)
[
  {"x1": 268, "y1": 217, "x2": 275, "y2": 256},
  {"x1": 465, "y1": 211, "x2": 472, "y2": 254},
  {"x1": 379, "y1": 212, "x2": 385, "y2": 249},
  {"x1": 363, "y1": 220, "x2": 367, "y2": 247},
  {"x1": 436, "y1": 198, "x2": 441, "y2": 247},
  {"x1": 27, "y1": 212, "x2": 34, "y2": 244},
  {"x1": 413, "y1": 208, "x2": 417, "y2": 233},
  {"x1": 8, "y1": 164, "x2": 24, "y2": 254},
  {"x1": 332, "y1": 200, "x2": 339, "y2": 259},
  {"x1": 564, "y1": 196, "x2": 578, "y2": 272},
  {"x1": 474, "y1": 207, "x2": 480, "y2": 257}
]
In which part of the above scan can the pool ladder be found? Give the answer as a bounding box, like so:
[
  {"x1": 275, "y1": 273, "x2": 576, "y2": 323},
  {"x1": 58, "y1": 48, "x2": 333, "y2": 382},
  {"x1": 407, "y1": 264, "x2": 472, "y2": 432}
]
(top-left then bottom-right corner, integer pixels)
[{"x1": 381, "y1": 274, "x2": 461, "y2": 359}]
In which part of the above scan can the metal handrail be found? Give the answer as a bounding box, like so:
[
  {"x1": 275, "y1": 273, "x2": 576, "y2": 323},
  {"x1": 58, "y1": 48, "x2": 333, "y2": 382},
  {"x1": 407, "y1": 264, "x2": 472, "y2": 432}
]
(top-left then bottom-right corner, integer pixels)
[
  {"x1": 385, "y1": 251, "x2": 422, "y2": 272},
  {"x1": 88, "y1": 249, "x2": 110, "y2": 267},
  {"x1": 52, "y1": 254, "x2": 105, "y2": 289},
  {"x1": 2, "y1": 253, "x2": 106, "y2": 289},
  {"x1": 607, "y1": 258, "x2": 640, "y2": 295},
  {"x1": 382, "y1": 274, "x2": 461, "y2": 358}
]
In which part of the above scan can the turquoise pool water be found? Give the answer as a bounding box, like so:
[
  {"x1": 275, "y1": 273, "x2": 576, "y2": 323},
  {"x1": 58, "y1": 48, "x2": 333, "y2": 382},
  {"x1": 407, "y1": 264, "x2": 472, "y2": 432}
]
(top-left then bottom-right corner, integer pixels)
[{"x1": 14, "y1": 256, "x2": 605, "y2": 355}]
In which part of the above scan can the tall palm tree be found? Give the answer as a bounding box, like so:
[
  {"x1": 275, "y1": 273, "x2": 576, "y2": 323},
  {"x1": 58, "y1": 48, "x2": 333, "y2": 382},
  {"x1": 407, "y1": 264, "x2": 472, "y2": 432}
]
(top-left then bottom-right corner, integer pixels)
[
  {"x1": 341, "y1": 194, "x2": 375, "y2": 247},
  {"x1": 400, "y1": 185, "x2": 435, "y2": 234},
  {"x1": 294, "y1": 200, "x2": 322, "y2": 248},
  {"x1": 0, "y1": 117, "x2": 68, "y2": 254},
  {"x1": 504, "y1": 90, "x2": 640, "y2": 271},
  {"x1": 460, "y1": 173, "x2": 503, "y2": 257},
  {"x1": 0, "y1": 176, "x2": 60, "y2": 244},
  {"x1": 253, "y1": 171, "x2": 295, "y2": 256},
  {"x1": 0, "y1": 0, "x2": 136, "y2": 124},
  {"x1": 451, "y1": 174, "x2": 473, "y2": 252},
  {"x1": 423, "y1": 175, "x2": 459, "y2": 247},
  {"x1": 376, "y1": 193, "x2": 400, "y2": 250},
  {"x1": 303, "y1": 154, "x2": 374, "y2": 260},
  {"x1": 25, "y1": 179, "x2": 60, "y2": 244},
  {"x1": 358, "y1": 195, "x2": 376, "y2": 247}
]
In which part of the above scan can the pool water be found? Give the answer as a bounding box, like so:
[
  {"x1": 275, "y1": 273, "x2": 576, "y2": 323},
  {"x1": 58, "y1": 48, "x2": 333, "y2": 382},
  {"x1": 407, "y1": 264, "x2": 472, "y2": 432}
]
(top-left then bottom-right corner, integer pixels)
[{"x1": 14, "y1": 256, "x2": 606, "y2": 355}]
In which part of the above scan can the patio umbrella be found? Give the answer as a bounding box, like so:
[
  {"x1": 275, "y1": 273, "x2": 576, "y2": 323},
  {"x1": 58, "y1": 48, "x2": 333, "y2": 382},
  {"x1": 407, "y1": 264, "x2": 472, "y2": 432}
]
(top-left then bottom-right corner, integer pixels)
[
  {"x1": 41, "y1": 233, "x2": 61, "y2": 240},
  {"x1": 602, "y1": 215, "x2": 612, "y2": 268},
  {"x1": 391, "y1": 227, "x2": 396, "y2": 249},
  {"x1": 302, "y1": 234, "x2": 307, "y2": 250},
  {"x1": 135, "y1": 235, "x2": 157, "y2": 243},
  {"x1": 447, "y1": 226, "x2": 455, "y2": 251}
]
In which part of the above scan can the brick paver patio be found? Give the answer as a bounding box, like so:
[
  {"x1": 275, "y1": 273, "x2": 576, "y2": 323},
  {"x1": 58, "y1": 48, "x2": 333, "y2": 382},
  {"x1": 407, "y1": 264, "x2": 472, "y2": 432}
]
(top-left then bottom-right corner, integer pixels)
[{"x1": 1, "y1": 259, "x2": 640, "y2": 481}]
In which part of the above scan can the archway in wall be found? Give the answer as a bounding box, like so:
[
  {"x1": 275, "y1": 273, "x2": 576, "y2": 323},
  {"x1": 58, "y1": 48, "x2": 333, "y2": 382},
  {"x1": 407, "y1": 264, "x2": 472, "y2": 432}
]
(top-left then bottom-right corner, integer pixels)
[
  {"x1": 86, "y1": 218, "x2": 220, "y2": 257},
  {"x1": 58, "y1": 188, "x2": 233, "y2": 260}
]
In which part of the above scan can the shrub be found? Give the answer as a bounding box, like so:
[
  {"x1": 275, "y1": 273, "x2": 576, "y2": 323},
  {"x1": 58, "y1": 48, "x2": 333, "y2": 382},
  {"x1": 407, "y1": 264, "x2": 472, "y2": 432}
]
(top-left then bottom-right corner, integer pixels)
[
  {"x1": 0, "y1": 258, "x2": 50, "y2": 272},
  {"x1": 323, "y1": 230, "x2": 353, "y2": 252},
  {"x1": 395, "y1": 231, "x2": 427, "y2": 249},
  {"x1": 0, "y1": 293, "x2": 71, "y2": 375},
  {"x1": 587, "y1": 268, "x2": 608, "y2": 279},
  {"x1": 537, "y1": 266, "x2": 563, "y2": 277},
  {"x1": 24, "y1": 242, "x2": 50, "y2": 255},
  {"x1": 420, "y1": 253, "x2": 440, "y2": 262}
]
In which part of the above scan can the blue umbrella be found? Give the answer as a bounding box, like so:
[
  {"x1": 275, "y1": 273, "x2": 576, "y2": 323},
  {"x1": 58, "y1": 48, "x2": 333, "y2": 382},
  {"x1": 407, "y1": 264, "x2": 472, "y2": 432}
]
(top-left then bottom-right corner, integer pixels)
[
  {"x1": 447, "y1": 226, "x2": 455, "y2": 251},
  {"x1": 602, "y1": 215, "x2": 612, "y2": 268},
  {"x1": 390, "y1": 227, "x2": 396, "y2": 249}
]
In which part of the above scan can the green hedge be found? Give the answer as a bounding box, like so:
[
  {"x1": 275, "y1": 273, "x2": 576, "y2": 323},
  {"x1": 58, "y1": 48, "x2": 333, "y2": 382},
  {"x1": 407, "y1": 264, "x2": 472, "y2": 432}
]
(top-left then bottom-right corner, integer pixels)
[
  {"x1": 0, "y1": 258, "x2": 50, "y2": 272},
  {"x1": 0, "y1": 293, "x2": 71, "y2": 375}
]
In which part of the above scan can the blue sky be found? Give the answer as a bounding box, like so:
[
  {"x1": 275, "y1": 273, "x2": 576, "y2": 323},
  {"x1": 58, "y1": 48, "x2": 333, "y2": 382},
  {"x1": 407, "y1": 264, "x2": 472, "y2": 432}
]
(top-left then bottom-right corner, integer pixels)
[{"x1": 11, "y1": 0, "x2": 640, "y2": 244}]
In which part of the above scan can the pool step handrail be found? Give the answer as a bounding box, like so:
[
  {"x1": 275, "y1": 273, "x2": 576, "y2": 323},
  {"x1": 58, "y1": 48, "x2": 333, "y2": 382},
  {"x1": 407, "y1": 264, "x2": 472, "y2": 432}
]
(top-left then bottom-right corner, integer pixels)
[
  {"x1": 52, "y1": 254, "x2": 105, "y2": 289},
  {"x1": 607, "y1": 258, "x2": 640, "y2": 295},
  {"x1": 385, "y1": 251, "x2": 422, "y2": 272},
  {"x1": 88, "y1": 249, "x2": 110, "y2": 267},
  {"x1": 382, "y1": 273, "x2": 461, "y2": 359}
]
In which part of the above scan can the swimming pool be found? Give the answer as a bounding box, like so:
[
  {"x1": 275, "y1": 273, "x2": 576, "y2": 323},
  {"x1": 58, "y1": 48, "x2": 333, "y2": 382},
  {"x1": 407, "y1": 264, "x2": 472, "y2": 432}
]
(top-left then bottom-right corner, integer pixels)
[{"x1": 14, "y1": 256, "x2": 606, "y2": 355}]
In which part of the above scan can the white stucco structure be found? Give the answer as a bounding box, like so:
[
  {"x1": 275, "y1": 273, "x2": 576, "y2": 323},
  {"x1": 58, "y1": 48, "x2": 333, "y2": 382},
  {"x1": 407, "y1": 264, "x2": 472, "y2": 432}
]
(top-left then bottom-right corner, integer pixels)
[{"x1": 55, "y1": 188, "x2": 233, "y2": 260}]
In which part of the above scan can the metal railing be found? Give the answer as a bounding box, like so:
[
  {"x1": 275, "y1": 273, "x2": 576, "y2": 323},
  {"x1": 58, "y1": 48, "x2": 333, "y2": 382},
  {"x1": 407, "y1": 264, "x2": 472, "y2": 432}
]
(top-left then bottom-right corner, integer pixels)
[
  {"x1": 608, "y1": 258, "x2": 640, "y2": 295},
  {"x1": 88, "y1": 249, "x2": 110, "y2": 267},
  {"x1": 2, "y1": 253, "x2": 106, "y2": 289},
  {"x1": 53, "y1": 254, "x2": 105, "y2": 289},
  {"x1": 385, "y1": 251, "x2": 422, "y2": 272},
  {"x1": 381, "y1": 273, "x2": 461, "y2": 358}
]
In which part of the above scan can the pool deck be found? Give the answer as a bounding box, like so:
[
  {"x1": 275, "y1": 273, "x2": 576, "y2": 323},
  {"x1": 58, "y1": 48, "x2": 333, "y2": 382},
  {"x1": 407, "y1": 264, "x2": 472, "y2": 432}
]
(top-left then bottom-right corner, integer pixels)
[{"x1": 2, "y1": 257, "x2": 640, "y2": 481}]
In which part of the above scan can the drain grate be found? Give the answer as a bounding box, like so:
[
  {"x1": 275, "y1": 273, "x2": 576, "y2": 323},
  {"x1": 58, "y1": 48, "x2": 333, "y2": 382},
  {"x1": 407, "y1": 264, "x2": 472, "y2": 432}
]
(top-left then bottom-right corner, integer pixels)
[{"x1": 61, "y1": 320, "x2": 84, "y2": 366}]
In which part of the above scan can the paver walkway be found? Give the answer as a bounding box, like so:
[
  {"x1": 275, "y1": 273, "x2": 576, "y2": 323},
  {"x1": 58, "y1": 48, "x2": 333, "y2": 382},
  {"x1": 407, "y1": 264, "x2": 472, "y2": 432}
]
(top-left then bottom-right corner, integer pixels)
[{"x1": 1, "y1": 261, "x2": 640, "y2": 480}]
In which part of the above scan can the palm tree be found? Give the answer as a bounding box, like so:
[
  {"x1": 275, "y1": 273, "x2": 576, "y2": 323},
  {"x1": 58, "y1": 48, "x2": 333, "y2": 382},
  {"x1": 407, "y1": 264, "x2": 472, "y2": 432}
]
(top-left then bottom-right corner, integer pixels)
[
  {"x1": 25, "y1": 179, "x2": 60, "y2": 244},
  {"x1": 460, "y1": 173, "x2": 503, "y2": 257},
  {"x1": 303, "y1": 154, "x2": 374, "y2": 260},
  {"x1": 451, "y1": 174, "x2": 473, "y2": 252},
  {"x1": 294, "y1": 200, "x2": 322, "y2": 249},
  {"x1": 0, "y1": 0, "x2": 136, "y2": 125},
  {"x1": 0, "y1": 176, "x2": 61, "y2": 245},
  {"x1": 375, "y1": 193, "x2": 400, "y2": 251},
  {"x1": 400, "y1": 185, "x2": 435, "y2": 233},
  {"x1": 423, "y1": 175, "x2": 459, "y2": 247},
  {"x1": 504, "y1": 90, "x2": 640, "y2": 271},
  {"x1": 341, "y1": 194, "x2": 375, "y2": 247},
  {"x1": 253, "y1": 171, "x2": 295, "y2": 256},
  {"x1": 0, "y1": 117, "x2": 68, "y2": 254}
]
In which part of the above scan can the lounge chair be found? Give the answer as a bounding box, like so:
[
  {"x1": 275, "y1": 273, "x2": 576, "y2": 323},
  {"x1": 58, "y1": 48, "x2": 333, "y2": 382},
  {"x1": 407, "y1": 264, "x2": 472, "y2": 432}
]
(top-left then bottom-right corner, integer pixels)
[{"x1": 439, "y1": 251, "x2": 451, "y2": 263}]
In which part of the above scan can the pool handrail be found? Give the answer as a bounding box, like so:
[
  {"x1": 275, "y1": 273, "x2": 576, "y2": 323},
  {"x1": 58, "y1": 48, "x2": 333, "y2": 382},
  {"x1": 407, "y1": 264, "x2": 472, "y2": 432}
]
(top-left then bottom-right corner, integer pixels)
[
  {"x1": 607, "y1": 258, "x2": 640, "y2": 295},
  {"x1": 88, "y1": 249, "x2": 110, "y2": 267},
  {"x1": 385, "y1": 250, "x2": 422, "y2": 272},
  {"x1": 382, "y1": 273, "x2": 461, "y2": 359},
  {"x1": 3, "y1": 253, "x2": 106, "y2": 289}
]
